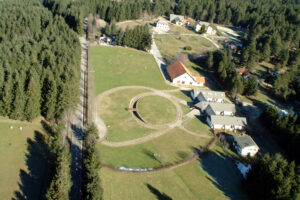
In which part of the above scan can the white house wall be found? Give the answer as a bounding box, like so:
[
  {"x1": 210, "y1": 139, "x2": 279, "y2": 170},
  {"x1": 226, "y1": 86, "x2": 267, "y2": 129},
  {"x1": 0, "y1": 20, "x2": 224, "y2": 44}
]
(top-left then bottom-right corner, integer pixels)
[
  {"x1": 173, "y1": 73, "x2": 203, "y2": 86},
  {"x1": 241, "y1": 146, "x2": 259, "y2": 157},
  {"x1": 224, "y1": 111, "x2": 234, "y2": 116}
]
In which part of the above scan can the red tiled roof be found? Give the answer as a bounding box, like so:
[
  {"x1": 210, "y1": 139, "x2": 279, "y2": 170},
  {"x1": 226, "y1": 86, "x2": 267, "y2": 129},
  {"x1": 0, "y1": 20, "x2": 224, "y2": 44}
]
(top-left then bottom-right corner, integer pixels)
[{"x1": 167, "y1": 61, "x2": 187, "y2": 80}]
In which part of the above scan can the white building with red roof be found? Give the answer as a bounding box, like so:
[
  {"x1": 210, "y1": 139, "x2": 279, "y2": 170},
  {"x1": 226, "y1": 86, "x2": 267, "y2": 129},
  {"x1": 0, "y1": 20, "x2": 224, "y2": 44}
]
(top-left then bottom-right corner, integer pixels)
[{"x1": 166, "y1": 61, "x2": 205, "y2": 87}]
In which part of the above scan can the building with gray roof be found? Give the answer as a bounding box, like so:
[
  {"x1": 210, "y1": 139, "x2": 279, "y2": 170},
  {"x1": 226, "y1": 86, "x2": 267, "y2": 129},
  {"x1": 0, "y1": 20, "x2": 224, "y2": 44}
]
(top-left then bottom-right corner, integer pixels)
[
  {"x1": 206, "y1": 115, "x2": 247, "y2": 131},
  {"x1": 233, "y1": 134, "x2": 259, "y2": 157}
]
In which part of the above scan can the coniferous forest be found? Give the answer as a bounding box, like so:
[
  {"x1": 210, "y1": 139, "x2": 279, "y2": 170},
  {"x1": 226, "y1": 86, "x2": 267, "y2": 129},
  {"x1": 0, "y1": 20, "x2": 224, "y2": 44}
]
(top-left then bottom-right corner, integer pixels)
[
  {"x1": 43, "y1": 0, "x2": 300, "y2": 102},
  {"x1": 0, "y1": 0, "x2": 81, "y2": 121}
]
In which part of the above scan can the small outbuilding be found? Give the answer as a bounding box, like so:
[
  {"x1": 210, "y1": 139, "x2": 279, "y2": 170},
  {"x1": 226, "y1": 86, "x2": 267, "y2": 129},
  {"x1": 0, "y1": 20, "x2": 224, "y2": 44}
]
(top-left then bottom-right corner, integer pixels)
[
  {"x1": 233, "y1": 134, "x2": 259, "y2": 157},
  {"x1": 170, "y1": 14, "x2": 184, "y2": 26},
  {"x1": 156, "y1": 20, "x2": 169, "y2": 32}
]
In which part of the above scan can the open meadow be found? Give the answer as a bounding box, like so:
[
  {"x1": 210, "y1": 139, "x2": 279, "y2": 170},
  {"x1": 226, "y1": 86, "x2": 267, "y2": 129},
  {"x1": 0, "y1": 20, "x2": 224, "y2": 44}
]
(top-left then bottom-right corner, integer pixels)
[
  {"x1": 154, "y1": 34, "x2": 215, "y2": 62},
  {"x1": 92, "y1": 45, "x2": 247, "y2": 200},
  {"x1": 0, "y1": 122, "x2": 48, "y2": 200},
  {"x1": 90, "y1": 46, "x2": 173, "y2": 94}
]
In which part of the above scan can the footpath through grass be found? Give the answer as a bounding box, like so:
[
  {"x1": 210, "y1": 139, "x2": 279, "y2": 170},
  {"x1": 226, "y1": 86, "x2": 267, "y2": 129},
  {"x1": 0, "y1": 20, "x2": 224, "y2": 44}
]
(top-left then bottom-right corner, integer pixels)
[
  {"x1": 137, "y1": 95, "x2": 177, "y2": 125},
  {"x1": 91, "y1": 46, "x2": 174, "y2": 94},
  {"x1": 0, "y1": 122, "x2": 48, "y2": 199},
  {"x1": 100, "y1": 161, "x2": 230, "y2": 200},
  {"x1": 98, "y1": 128, "x2": 211, "y2": 168},
  {"x1": 99, "y1": 88, "x2": 155, "y2": 142},
  {"x1": 154, "y1": 34, "x2": 214, "y2": 62}
]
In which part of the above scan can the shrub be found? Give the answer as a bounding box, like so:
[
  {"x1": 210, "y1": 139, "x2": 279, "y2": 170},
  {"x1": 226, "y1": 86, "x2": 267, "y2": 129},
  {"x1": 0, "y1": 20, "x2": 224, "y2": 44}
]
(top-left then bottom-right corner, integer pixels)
[{"x1": 184, "y1": 46, "x2": 192, "y2": 51}]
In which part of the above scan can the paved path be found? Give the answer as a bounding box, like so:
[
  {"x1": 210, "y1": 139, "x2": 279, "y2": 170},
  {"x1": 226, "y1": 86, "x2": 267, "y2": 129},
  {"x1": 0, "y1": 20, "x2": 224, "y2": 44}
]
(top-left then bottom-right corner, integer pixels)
[
  {"x1": 150, "y1": 34, "x2": 174, "y2": 86},
  {"x1": 70, "y1": 23, "x2": 87, "y2": 200}
]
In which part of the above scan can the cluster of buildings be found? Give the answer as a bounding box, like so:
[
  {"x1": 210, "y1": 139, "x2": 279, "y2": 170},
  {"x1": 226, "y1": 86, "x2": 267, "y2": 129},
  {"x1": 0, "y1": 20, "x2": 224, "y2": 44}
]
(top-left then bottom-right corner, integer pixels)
[
  {"x1": 192, "y1": 89, "x2": 259, "y2": 157},
  {"x1": 194, "y1": 21, "x2": 217, "y2": 35},
  {"x1": 155, "y1": 14, "x2": 217, "y2": 36}
]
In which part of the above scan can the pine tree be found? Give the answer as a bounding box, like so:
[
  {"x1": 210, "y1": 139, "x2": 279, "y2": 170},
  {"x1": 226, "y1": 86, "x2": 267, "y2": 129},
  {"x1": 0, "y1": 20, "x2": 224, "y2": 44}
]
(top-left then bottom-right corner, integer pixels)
[
  {"x1": 244, "y1": 153, "x2": 300, "y2": 200},
  {"x1": 0, "y1": 72, "x2": 13, "y2": 116},
  {"x1": 115, "y1": 29, "x2": 124, "y2": 45},
  {"x1": 41, "y1": 72, "x2": 57, "y2": 120},
  {"x1": 24, "y1": 72, "x2": 41, "y2": 121},
  {"x1": 110, "y1": 20, "x2": 117, "y2": 35},
  {"x1": 10, "y1": 78, "x2": 25, "y2": 120},
  {"x1": 45, "y1": 148, "x2": 72, "y2": 200},
  {"x1": 243, "y1": 77, "x2": 258, "y2": 96},
  {"x1": 82, "y1": 124, "x2": 102, "y2": 200},
  {"x1": 261, "y1": 42, "x2": 271, "y2": 62},
  {"x1": 206, "y1": 51, "x2": 213, "y2": 68},
  {"x1": 104, "y1": 24, "x2": 111, "y2": 36}
]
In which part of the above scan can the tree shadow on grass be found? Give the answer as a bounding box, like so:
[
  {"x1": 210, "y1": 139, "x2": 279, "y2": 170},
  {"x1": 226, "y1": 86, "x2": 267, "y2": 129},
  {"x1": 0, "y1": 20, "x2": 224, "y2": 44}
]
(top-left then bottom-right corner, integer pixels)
[
  {"x1": 199, "y1": 151, "x2": 248, "y2": 200},
  {"x1": 146, "y1": 184, "x2": 172, "y2": 200},
  {"x1": 142, "y1": 149, "x2": 162, "y2": 165},
  {"x1": 12, "y1": 131, "x2": 50, "y2": 200}
]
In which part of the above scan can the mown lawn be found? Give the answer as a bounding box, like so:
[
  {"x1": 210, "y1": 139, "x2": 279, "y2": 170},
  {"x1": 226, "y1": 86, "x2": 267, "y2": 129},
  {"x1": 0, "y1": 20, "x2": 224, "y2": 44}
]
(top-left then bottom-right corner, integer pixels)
[
  {"x1": 98, "y1": 128, "x2": 211, "y2": 168},
  {"x1": 182, "y1": 116, "x2": 213, "y2": 136},
  {"x1": 91, "y1": 46, "x2": 173, "y2": 94},
  {"x1": 100, "y1": 161, "x2": 230, "y2": 200},
  {"x1": 137, "y1": 95, "x2": 177, "y2": 125},
  {"x1": 154, "y1": 34, "x2": 215, "y2": 62},
  {"x1": 0, "y1": 122, "x2": 48, "y2": 200},
  {"x1": 99, "y1": 88, "x2": 155, "y2": 142}
]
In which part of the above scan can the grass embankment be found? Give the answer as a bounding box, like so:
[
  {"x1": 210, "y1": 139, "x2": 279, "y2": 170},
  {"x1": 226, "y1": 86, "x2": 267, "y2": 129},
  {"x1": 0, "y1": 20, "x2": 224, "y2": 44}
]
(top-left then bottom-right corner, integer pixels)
[
  {"x1": 137, "y1": 95, "x2": 177, "y2": 125},
  {"x1": 91, "y1": 46, "x2": 173, "y2": 95},
  {"x1": 0, "y1": 122, "x2": 48, "y2": 199}
]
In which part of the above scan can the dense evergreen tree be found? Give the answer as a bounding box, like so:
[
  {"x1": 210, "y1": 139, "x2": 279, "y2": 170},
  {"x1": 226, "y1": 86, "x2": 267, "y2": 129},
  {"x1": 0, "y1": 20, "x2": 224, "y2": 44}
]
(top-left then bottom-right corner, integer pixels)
[
  {"x1": 116, "y1": 25, "x2": 152, "y2": 51},
  {"x1": 10, "y1": 78, "x2": 25, "y2": 120},
  {"x1": 44, "y1": 123, "x2": 72, "y2": 200},
  {"x1": 45, "y1": 148, "x2": 72, "y2": 200},
  {"x1": 82, "y1": 124, "x2": 102, "y2": 200},
  {"x1": 261, "y1": 107, "x2": 300, "y2": 163},
  {"x1": 24, "y1": 72, "x2": 41, "y2": 121},
  {"x1": 0, "y1": 0, "x2": 81, "y2": 121},
  {"x1": 244, "y1": 153, "x2": 300, "y2": 200},
  {"x1": 243, "y1": 77, "x2": 258, "y2": 96}
]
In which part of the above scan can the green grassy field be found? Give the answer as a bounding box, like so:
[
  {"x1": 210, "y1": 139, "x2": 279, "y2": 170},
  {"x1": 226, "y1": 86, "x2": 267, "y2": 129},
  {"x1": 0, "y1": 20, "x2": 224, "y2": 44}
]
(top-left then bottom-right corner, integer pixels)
[
  {"x1": 98, "y1": 128, "x2": 211, "y2": 168},
  {"x1": 99, "y1": 88, "x2": 155, "y2": 142},
  {"x1": 100, "y1": 161, "x2": 230, "y2": 200},
  {"x1": 167, "y1": 90, "x2": 192, "y2": 102},
  {"x1": 91, "y1": 46, "x2": 173, "y2": 94},
  {"x1": 154, "y1": 34, "x2": 214, "y2": 62},
  {"x1": 138, "y1": 95, "x2": 177, "y2": 125},
  {"x1": 0, "y1": 122, "x2": 48, "y2": 199},
  {"x1": 183, "y1": 116, "x2": 213, "y2": 136}
]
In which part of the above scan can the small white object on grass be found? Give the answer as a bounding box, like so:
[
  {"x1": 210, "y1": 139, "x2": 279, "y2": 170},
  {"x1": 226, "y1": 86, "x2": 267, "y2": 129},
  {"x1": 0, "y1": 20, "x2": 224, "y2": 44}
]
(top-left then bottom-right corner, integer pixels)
[
  {"x1": 19, "y1": 127, "x2": 23, "y2": 131},
  {"x1": 10, "y1": 125, "x2": 13, "y2": 129}
]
